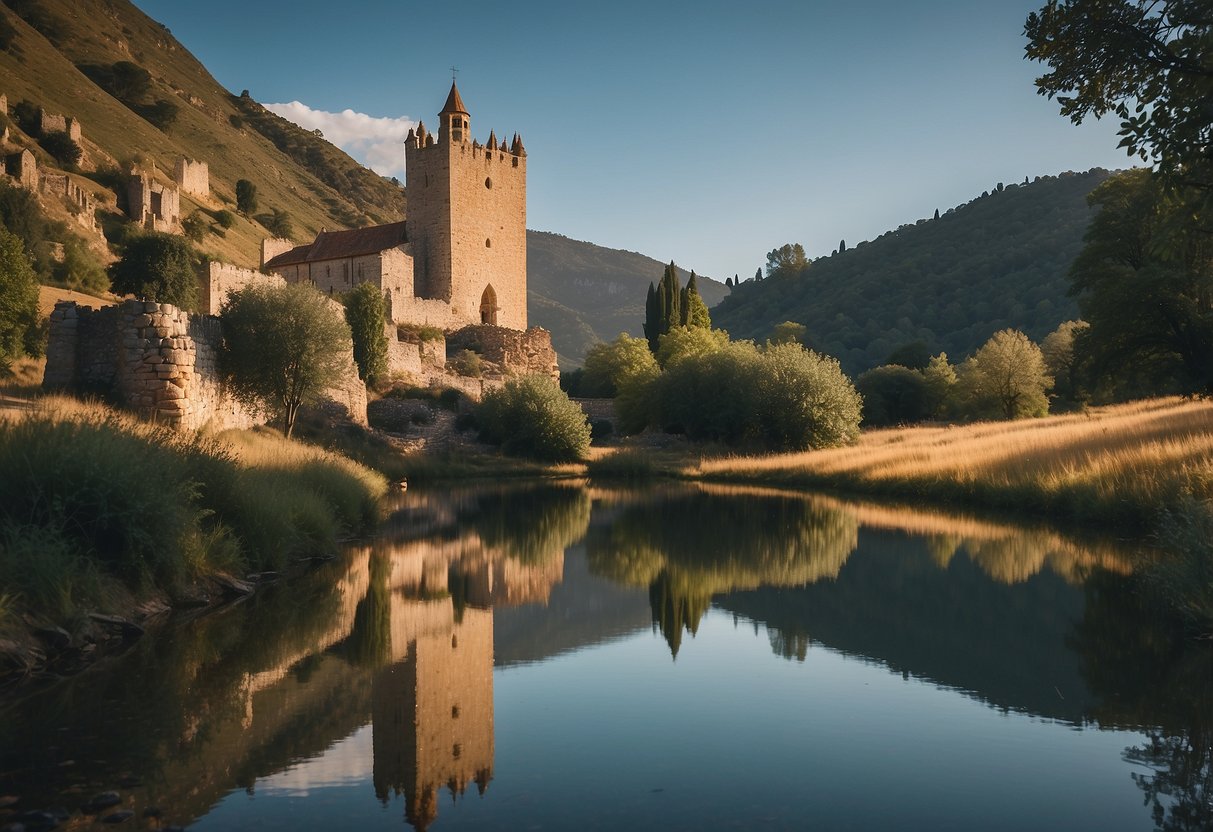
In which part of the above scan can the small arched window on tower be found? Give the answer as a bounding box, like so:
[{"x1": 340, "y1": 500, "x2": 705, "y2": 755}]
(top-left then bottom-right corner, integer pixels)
[{"x1": 480, "y1": 284, "x2": 498, "y2": 326}]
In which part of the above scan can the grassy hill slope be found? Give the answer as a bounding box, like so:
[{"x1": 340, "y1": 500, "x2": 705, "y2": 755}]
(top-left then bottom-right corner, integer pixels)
[
  {"x1": 712, "y1": 169, "x2": 1113, "y2": 374},
  {"x1": 0, "y1": 0, "x2": 405, "y2": 268}
]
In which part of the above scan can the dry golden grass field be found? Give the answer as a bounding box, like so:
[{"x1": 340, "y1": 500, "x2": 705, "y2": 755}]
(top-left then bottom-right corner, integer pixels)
[{"x1": 688, "y1": 398, "x2": 1213, "y2": 530}]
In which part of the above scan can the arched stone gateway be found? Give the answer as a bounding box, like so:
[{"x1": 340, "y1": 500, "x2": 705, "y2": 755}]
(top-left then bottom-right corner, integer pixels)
[{"x1": 480, "y1": 285, "x2": 498, "y2": 325}]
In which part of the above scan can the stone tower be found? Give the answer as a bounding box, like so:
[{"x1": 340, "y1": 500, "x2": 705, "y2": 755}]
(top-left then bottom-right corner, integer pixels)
[{"x1": 405, "y1": 82, "x2": 527, "y2": 331}]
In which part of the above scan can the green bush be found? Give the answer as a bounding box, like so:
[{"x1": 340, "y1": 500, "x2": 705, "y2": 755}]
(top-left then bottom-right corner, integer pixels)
[
  {"x1": 109, "y1": 232, "x2": 198, "y2": 309},
  {"x1": 0, "y1": 227, "x2": 40, "y2": 364},
  {"x1": 451, "y1": 349, "x2": 482, "y2": 378},
  {"x1": 39, "y1": 130, "x2": 81, "y2": 167},
  {"x1": 629, "y1": 337, "x2": 862, "y2": 451},
  {"x1": 182, "y1": 210, "x2": 209, "y2": 242},
  {"x1": 214, "y1": 209, "x2": 236, "y2": 229},
  {"x1": 581, "y1": 333, "x2": 658, "y2": 397},
  {"x1": 477, "y1": 374, "x2": 591, "y2": 462}
]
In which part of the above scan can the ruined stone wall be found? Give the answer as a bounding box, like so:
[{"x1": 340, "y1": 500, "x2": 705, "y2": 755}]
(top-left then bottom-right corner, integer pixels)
[
  {"x1": 5, "y1": 148, "x2": 37, "y2": 191},
  {"x1": 202, "y1": 262, "x2": 284, "y2": 315},
  {"x1": 446, "y1": 325, "x2": 558, "y2": 380},
  {"x1": 66, "y1": 117, "x2": 81, "y2": 142},
  {"x1": 44, "y1": 300, "x2": 367, "y2": 431},
  {"x1": 174, "y1": 157, "x2": 209, "y2": 197},
  {"x1": 404, "y1": 130, "x2": 527, "y2": 331},
  {"x1": 41, "y1": 172, "x2": 97, "y2": 232},
  {"x1": 126, "y1": 173, "x2": 181, "y2": 230},
  {"x1": 39, "y1": 110, "x2": 67, "y2": 135}
]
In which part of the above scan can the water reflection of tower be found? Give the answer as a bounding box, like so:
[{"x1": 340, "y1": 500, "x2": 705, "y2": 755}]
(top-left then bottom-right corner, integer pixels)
[{"x1": 368, "y1": 530, "x2": 565, "y2": 830}]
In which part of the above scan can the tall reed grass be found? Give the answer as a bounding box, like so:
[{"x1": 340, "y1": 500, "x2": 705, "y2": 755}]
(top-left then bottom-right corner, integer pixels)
[{"x1": 0, "y1": 398, "x2": 387, "y2": 626}]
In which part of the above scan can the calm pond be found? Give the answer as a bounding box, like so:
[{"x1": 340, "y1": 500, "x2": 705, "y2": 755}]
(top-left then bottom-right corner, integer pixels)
[{"x1": 1, "y1": 484, "x2": 1209, "y2": 831}]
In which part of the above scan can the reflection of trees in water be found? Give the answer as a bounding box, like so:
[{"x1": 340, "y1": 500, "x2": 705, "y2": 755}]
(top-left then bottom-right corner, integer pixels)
[
  {"x1": 587, "y1": 491, "x2": 859, "y2": 656},
  {"x1": 462, "y1": 485, "x2": 591, "y2": 564},
  {"x1": 345, "y1": 552, "x2": 393, "y2": 668},
  {"x1": 1070, "y1": 570, "x2": 1212, "y2": 831}
]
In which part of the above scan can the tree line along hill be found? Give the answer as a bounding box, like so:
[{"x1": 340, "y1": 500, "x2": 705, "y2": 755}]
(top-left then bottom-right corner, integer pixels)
[
  {"x1": 711, "y1": 169, "x2": 1114, "y2": 375},
  {"x1": 0, "y1": 0, "x2": 723, "y2": 366}
]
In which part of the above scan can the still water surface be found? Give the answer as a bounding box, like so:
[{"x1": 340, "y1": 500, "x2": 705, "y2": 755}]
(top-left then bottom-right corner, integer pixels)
[{"x1": 1, "y1": 484, "x2": 1209, "y2": 830}]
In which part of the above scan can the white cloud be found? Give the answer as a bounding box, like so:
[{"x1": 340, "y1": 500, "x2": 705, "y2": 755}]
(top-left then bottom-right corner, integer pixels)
[{"x1": 264, "y1": 101, "x2": 416, "y2": 180}]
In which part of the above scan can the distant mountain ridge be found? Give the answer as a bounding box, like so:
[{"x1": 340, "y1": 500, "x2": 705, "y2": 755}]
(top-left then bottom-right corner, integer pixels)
[
  {"x1": 527, "y1": 231, "x2": 727, "y2": 366},
  {"x1": 712, "y1": 169, "x2": 1113, "y2": 374}
]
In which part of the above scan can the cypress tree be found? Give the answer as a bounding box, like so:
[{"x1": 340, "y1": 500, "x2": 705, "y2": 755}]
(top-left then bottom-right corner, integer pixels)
[
  {"x1": 933, "y1": 208, "x2": 940, "y2": 220},
  {"x1": 643, "y1": 281, "x2": 661, "y2": 353},
  {"x1": 838, "y1": 239, "x2": 846, "y2": 253},
  {"x1": 754, "y1": 267, "x2": 762, "y2": 282},
  {"x1": 661, "y1": 261, "x2": 682, "y2": 333},
  {"x1": 682, "y1": 270, "x2": 711, "y2": 329}
]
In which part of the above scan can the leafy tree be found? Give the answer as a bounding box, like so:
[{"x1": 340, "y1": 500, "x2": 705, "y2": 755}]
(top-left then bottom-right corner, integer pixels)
[
  {"x1": 769, "y1": 320, "x2": 807, "y2": 346},
  {"x1": 256, "y1": 208, "x2": 294, "y2": 239},
  {"x1": 655, "y1": 325, "x2": 729, "y2": 369},
  {"x1": 38, "y1": 130, "x2": 81, "y2": 167},
  {"x1": 765, "y1": 243, "x2": 808, "y2": 278},
  {"x1": 1024, "y1": 0, "x2": 1213, "y2": 193},
  {"x1": 476, "y1": 374, "x2": 591, "y2": 462},
  {"x1": 754, "y1": 267, "x2": 762, "y2": 282},
  {"x1": 679, "y1": 271, "x2": 711, "y2": 329},
  {"x1": 856, "y1": 365, "x2": 931, "y2": 427},
  {"x1": 1040, "y1": 319, "x2": 1089, "y2": 403},
  {"x1": 839, "y1": 239, "x2": 847, "y2": 253},
  {"x1": 885, "y1": 340, "x2": 932, "y2": 370},
  {"x1": 0, "y1": 227, "x2": 40, "y2": 365},
  {"x1": 581, "y1": 332, "x2": 658, "y2": 397},
  {"x1": 236, "y1": 179, "x2": 258, "y2": 214},
  {"x1": 108, "y1": 232, "x2": 198, "y2": 309},
  {"x1": 343, "y1": 282, "x2": 389, "y2": 388},
  {"x1": 214, "y1": 209, "x2": 236, "y2": 229},
  {"x1": 957, "y1": 329, "x2": 1052, "y2": 419},
  {"x1": 1069, "y1": 169, "x2": 1212, "y2": 394},
  {"x1": 220, "y1": 282, "x2": 354, "y2": 437},
  {"x1": 923, "y1": 352, "x2": 958, "y2": 418}
]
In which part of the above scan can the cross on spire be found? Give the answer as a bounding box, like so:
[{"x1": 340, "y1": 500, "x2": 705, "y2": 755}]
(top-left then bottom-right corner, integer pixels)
[{"x1": 450, "y1": 65, "x2": 459, "y2": 83}]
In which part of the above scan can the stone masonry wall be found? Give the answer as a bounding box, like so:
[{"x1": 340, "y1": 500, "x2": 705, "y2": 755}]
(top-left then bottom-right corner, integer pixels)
[
  {"x1": 45, "y1": 300, "x2": 367, "y2": 431},
  {"x1": 446, "y1": 325, "x2": 558, "y2": 380},
  {"x1": 202, "y1": 261, "x2": 284, "y2": 315}
]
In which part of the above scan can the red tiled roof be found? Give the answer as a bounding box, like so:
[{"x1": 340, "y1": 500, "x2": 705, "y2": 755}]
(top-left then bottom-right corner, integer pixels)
[{"x1": 262, "y1": 221, "x2": 407, "y2": 270}]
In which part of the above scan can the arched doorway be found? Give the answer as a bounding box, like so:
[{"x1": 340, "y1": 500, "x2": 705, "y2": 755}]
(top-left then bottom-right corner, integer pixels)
[{"x1": 480, "y1": 284, "x2": 498, "y2": 325}]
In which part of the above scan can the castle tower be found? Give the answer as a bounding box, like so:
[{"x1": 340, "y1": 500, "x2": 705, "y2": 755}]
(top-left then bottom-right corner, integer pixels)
[{"x1": 405, "y1": 82, "x2": 527, "y2": 330}]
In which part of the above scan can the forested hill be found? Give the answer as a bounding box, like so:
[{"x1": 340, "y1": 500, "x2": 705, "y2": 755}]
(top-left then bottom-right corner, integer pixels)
[
  {"x1": 711, "y1": 169, "x2": 1114, "y2": 374},
  {"x1": 527, "y1": 231, "x2": 726, "y2": 366}
]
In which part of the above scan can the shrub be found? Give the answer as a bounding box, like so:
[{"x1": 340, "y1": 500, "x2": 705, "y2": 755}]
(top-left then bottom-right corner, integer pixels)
[
  {"x1": 591, "y1": 419, "x2": 614, "y2": 441},
  {"x1": 477, "y1": 374, "x2": 591, "y2": 462},
  {"x1": 344, "y1": 282, "x2": 389, "y2": 387},
  {"x1": 182, "y1": 209, "x2": 209, "y2": 242},
  {"x1": 754, "y1": 343, "x2": 862, "y2": 450},
  {"x1": 955, "y1": 329, "x2": 1051, "y2": 419},
  {"x1": 214, "y1": 209, "x2": 236, "y2": 229},
  {"x1": 256, "y1": 208, "x2": 294, "y2": 238},
  {"x1": 450, "y1": 349, "x2": 482, "y2": 378},
  {"x1": 139, "y1": 99, "x2": 179, "y2": 132}
]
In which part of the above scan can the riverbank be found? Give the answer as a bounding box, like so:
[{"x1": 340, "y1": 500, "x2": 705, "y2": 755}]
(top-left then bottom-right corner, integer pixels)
[{"x1": 0, "y1": 396, "x2": 387, "y2": 682}]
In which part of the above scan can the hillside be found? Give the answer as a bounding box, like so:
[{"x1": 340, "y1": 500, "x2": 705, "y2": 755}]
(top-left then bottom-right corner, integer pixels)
[
  {"x1": 527, "y1": 230, "x2": 728, "y2": 366},
  {"x1": 0, "y1": 0, "x2": 406, "y2": 269},
  {"x1": 712, "y1": 169, "x2": 1113, "y2": 374}
]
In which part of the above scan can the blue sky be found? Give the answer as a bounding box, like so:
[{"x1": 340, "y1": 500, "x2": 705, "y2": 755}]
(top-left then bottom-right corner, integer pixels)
[{"x1": 133, "y1": 0, "x2": 1131, "y2": 281}]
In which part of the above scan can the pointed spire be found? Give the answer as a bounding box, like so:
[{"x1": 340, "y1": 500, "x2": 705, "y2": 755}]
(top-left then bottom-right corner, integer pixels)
[
  {"x1": 406, "y1": 127, "x2": 416, "y2": 145},
  {"x1": 440, "y1": 81, "x2": 468, "y2": 115},
  {"x1": 487, "y1": 130, "x2": 497, "y2": 150},
  {"x1": 510, "y1": 133, "x2": 520, "y2": 154},
  {"x1": 514, "y1": 134, "x2": 525, "y2": 156}
]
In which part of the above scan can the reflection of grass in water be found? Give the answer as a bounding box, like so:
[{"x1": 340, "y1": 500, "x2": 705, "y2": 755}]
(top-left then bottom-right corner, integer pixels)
[
  {"x1": 468, "y1": 485, "x2": 591, "y2": 564},
  {"x1": 1148, "y1": 498, "x2": 1213, "y2": 635}
]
